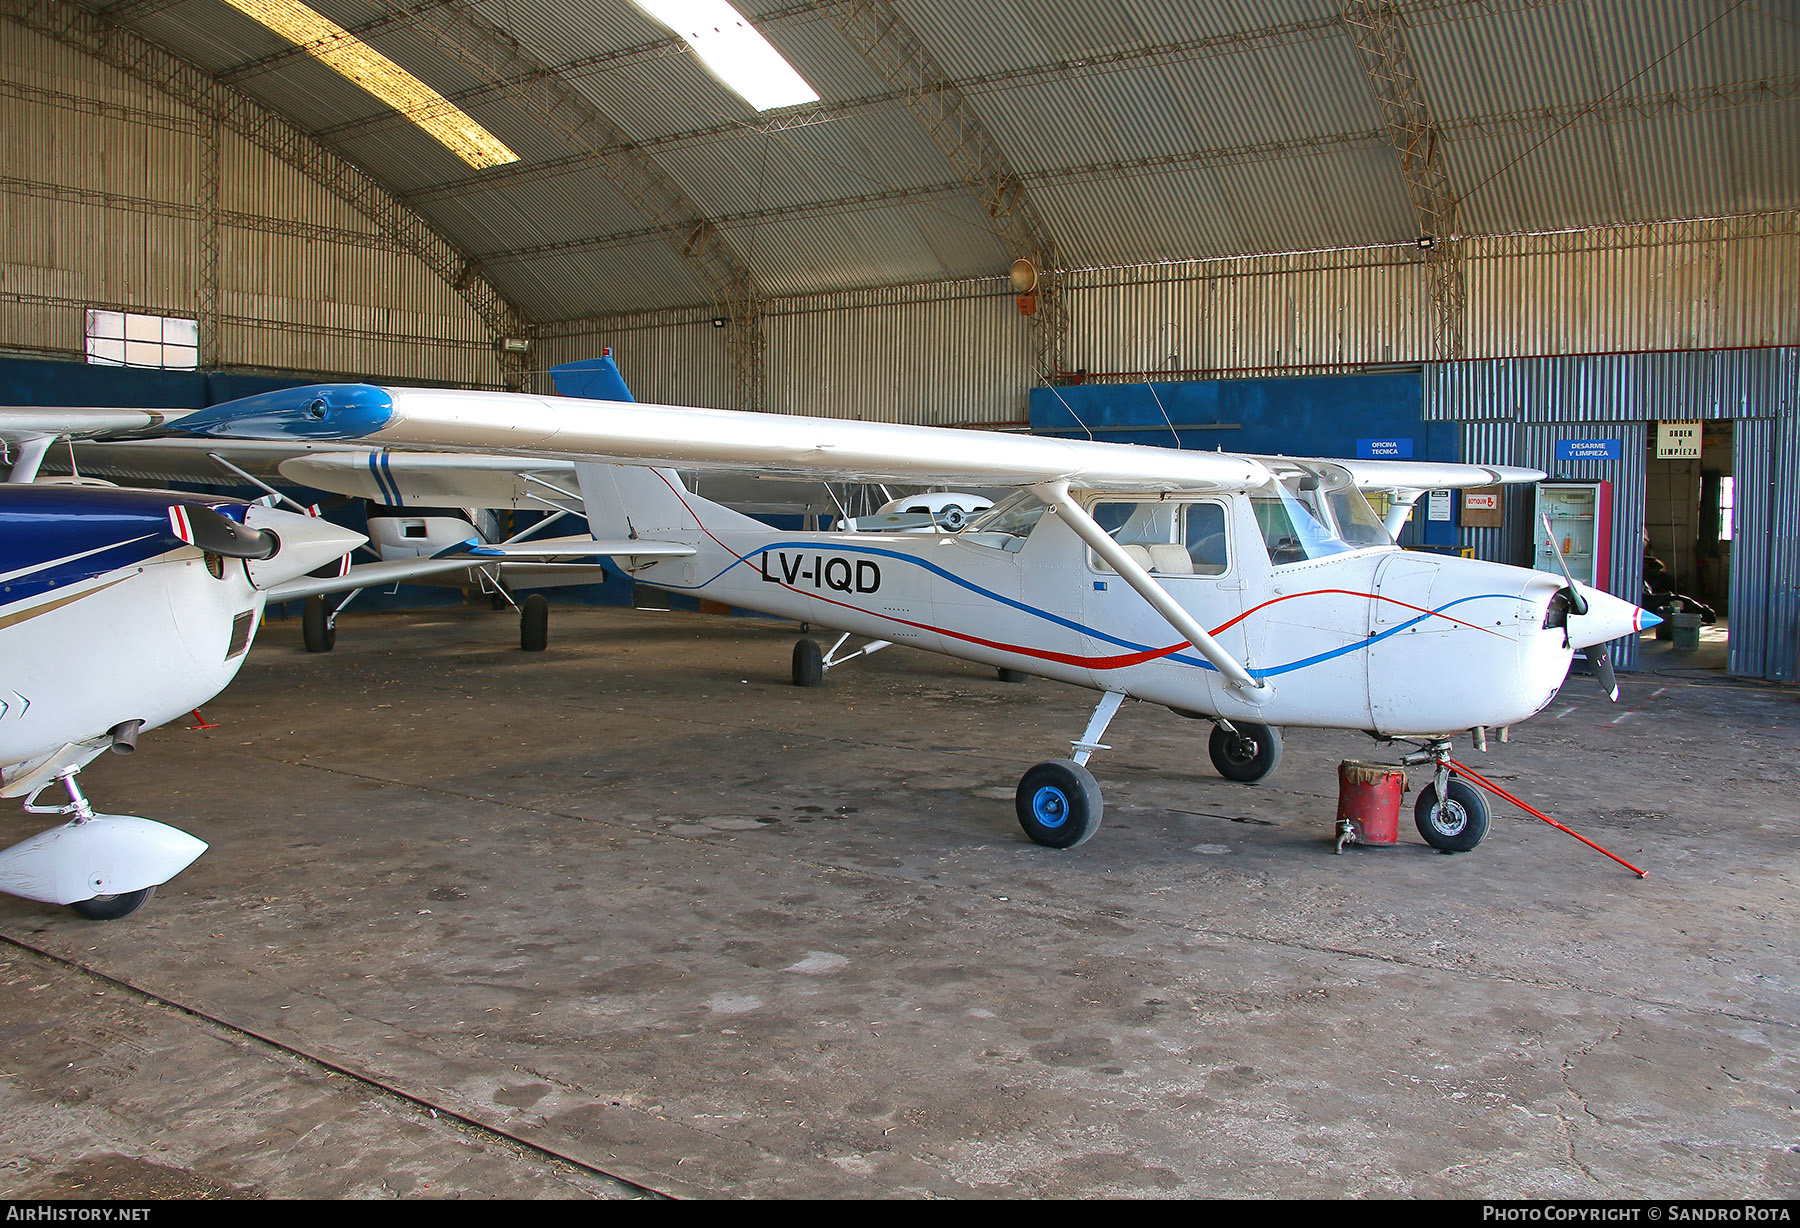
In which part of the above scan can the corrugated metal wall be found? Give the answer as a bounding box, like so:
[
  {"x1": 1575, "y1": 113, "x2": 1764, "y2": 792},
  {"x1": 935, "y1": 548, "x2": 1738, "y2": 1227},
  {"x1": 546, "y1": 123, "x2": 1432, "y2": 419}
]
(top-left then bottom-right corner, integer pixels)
[
  {"x1": 1430, "y1": 349, "x2": 1799, "y2": 682},
  {"x1": 544, "y1": 213, "x2": 1795, "y2": 427},
  {"x1": 539, "y1": 280, "x2": 1037, "y2": 425},
  {"x1": 0, "y1": 22, "x2": 502, "y2": 387}
]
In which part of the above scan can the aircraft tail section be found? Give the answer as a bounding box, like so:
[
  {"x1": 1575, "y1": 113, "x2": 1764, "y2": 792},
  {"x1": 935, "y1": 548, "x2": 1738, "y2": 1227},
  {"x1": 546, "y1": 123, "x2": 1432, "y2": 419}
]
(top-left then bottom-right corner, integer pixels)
[{"x1": 574, "y1": 462, "x2": 765, "y2": 542}]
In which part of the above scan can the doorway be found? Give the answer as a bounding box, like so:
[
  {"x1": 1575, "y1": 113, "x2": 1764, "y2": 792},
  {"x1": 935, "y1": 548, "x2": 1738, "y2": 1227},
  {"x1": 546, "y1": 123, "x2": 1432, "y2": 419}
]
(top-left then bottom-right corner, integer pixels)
[{"x1": 1642, "y1": 420, "x2": 1733, "y2": 670}]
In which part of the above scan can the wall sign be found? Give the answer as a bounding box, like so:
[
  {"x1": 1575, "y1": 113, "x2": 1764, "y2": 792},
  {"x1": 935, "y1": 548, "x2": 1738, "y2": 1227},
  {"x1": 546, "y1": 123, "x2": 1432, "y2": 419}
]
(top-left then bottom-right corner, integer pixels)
[
  {"x1": 1656, "y1": 420, "x2": 1702, "y2": 459},
  {"x1": 1555, "y1": 438, "x2": 1621, "y2": 461},
  {"x1": 1427, "y1": 489, "x2": 1453, "y2": 522},
  {"x1": 1460, "y1": 485, "x2": 1504, "y2": 528},
  {"x1": 1356, "y1": 437, "x2": 1413, "y2": 459}
]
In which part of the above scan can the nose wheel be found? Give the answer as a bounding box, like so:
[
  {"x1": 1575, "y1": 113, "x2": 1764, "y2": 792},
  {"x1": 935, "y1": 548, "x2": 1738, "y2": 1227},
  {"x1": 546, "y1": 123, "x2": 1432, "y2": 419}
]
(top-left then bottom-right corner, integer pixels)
[{"x1": 1414, "y1": 775, "x2": 1490, "y2": 852}]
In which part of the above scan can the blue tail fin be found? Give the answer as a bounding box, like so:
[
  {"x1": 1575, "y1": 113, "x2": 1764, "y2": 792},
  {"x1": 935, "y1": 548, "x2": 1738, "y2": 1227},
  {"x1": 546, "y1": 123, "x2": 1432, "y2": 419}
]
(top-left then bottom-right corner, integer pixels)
[{"x1": 549, "y1": 350, "x2": 635, "y2": 402}]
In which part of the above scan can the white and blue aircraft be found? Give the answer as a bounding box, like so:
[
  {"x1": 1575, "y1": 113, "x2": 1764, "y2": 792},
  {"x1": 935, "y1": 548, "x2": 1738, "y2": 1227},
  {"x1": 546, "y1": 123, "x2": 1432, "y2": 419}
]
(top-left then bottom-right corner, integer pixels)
[
  {"x1": 0, "y1": 410, "x2": 365, "y2": 918},
  {"x1": 167, "y1": 370, "x2": 1658, "y2": 855}
]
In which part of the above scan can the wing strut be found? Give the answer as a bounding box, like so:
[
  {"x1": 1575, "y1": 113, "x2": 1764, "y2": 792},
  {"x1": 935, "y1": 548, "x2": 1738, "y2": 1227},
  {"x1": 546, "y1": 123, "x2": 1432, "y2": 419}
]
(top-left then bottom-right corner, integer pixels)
[
  {"x1": 1032, "y1": 481, "x2": 1271, "y2": 698},
  {"x1": 6, "y1": 436, "x2": 53, "y2": 483}
]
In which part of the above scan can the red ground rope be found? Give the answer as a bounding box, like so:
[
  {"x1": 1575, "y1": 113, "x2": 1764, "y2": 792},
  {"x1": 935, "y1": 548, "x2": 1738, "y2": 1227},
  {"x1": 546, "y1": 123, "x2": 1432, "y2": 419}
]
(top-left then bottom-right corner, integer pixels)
[{"x1": 1445, "y1": 757, "x2": 1648, "y2": 878}]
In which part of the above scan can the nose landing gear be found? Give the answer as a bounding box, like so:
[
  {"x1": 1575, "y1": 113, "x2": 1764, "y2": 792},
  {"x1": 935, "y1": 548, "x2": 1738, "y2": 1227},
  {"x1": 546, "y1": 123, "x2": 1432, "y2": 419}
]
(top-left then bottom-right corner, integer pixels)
[{"x1": 1400, "y1": 739, "x2": 1492, "y2": 853}]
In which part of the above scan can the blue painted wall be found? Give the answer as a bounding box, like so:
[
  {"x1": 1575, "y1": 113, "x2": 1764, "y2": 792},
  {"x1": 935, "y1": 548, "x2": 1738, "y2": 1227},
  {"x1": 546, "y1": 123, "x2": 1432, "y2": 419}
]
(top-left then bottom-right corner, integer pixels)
[
  {"x1": 0, "y1": 354, "x2": 314, "y2": 409},
  {"x1": 1028, "y1": 371, "x2": 1460, "y2": 547}
]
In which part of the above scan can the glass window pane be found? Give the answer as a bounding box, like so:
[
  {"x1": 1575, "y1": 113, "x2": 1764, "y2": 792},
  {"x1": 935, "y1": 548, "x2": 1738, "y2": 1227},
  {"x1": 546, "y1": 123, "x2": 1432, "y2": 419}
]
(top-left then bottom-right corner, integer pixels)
[
  {"x1": 124, "y1": 339, "x2": 162, "y2": 366},
  {"x1": 87, "y1": 310, "x2": 125, "y2": 339},
  {"x1": 163, "y1": 316, "x2": 198, "y2": 346},
  {"x1": 86, "y1": 336, "x2": 125, "y2": 364},
  {"x1": 124, "y1": 313, "x2": 162, "y2": 342},
  {"x1": 1183, "y1": 503, "x2": 1229, "y2": 575},
  {"x1": 163, "y1": 343, "x2": 198, "y2": 370}
]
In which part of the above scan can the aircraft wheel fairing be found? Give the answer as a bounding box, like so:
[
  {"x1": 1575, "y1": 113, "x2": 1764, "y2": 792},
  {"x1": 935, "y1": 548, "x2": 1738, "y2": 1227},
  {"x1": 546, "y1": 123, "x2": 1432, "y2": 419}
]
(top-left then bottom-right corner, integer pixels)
[
  {"x1": 1209, "y1": 722, "x2": 1283, "y2": 783},
  {"x1": 302, "y1": 595, "x2": 336, "y2": 653},
  {"x1": 70, "y1": 887, "x2": 154, "y2": 921},
  {"x1": 1415, "y1": 777, "x2": 1489, "y2": 852},
  {"x1": 1016, "y1": 760, "x2": 1103, "y2": 848},
  {"x1": 520, "y1": 594, "x2": 549, "y2": 652},
  {"x1": 792, "y1": 638, "x2": 823, "y2": 687}
]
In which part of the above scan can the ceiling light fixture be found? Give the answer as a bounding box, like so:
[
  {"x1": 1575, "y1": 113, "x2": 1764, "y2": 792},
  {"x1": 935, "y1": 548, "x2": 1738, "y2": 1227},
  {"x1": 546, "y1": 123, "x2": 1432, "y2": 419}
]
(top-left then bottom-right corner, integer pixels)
[
  {"x1": 218, "y1": 0, "x2": 519, "y2": 169},
  {"x1": 632, "y1": 0, "x2": 819, "y2": 111}
]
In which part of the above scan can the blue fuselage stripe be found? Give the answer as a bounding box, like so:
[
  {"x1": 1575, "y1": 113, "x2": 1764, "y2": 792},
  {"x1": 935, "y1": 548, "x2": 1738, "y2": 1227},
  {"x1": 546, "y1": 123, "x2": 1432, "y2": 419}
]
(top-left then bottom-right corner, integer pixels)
[{"x1": 649, "y1": 536, "x2": 1520, "y2": 678}]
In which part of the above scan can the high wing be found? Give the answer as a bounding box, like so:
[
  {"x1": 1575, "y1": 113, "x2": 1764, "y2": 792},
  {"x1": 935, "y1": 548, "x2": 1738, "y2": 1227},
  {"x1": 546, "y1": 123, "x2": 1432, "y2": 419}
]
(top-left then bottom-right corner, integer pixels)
[
  {"x1": 171, "y1": 383, "x2": 1541, "y2": 495},
  {"x1": 1273, "y1": 457, "x2": 1542, "y2": 491},
  {"x1": 0, "y1": 407, "x2": 191, "y2": 440},
  {"x1": 35, "y1": 436, "x2": 872, "y2": 521},
  {"x1": 0, "y1": 407, "x2": 198, "y2": 482}
]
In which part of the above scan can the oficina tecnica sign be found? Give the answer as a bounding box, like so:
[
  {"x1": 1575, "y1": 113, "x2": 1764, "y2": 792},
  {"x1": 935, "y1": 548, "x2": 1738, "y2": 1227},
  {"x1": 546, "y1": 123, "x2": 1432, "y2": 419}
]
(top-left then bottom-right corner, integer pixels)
[{"x1": 1356, "y1": 438, "x2": 1413, "y2": 459}]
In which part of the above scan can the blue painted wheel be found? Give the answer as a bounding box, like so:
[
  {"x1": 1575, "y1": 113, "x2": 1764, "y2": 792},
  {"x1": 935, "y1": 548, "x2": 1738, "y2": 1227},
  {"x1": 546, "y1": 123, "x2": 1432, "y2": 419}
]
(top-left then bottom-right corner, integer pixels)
[{"x1": 1016, "y1": 760, "x2": 1103, "y2": 848}]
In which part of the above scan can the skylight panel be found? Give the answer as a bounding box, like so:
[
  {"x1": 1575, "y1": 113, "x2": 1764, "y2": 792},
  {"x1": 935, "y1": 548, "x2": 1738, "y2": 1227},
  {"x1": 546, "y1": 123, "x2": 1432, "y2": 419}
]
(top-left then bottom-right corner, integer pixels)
[
  {"x1": 219, "y1": 0, "x2": 519, "y2": 169},
  {"x1": 633, "y1": 1, "x2": 819, "y2": 111}
]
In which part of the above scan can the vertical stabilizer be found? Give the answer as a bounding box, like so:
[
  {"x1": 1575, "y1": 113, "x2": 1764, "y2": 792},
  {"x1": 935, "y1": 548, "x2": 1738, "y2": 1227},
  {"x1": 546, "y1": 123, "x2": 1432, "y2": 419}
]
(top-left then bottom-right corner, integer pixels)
[
  {"x1": 550, "y1": 350, "x2": 635, "y2": 403},
  {"x1": 574, "y1": 463, "x2": 766, "y2": 541}
]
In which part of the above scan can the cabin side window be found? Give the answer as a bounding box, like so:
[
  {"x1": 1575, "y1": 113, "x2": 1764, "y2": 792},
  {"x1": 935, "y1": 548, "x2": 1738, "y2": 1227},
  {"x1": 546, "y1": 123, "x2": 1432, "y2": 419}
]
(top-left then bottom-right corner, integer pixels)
[{"x1": 1088, "y1": 499, "x2": 1229, "y2": 577}]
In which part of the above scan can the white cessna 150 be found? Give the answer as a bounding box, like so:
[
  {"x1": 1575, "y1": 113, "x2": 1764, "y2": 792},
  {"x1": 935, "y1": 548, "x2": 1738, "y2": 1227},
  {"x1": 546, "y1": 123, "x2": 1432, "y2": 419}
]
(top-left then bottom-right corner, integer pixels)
[{"x1": 169, "y1": 376, "x2": 1657, "y2": 854}]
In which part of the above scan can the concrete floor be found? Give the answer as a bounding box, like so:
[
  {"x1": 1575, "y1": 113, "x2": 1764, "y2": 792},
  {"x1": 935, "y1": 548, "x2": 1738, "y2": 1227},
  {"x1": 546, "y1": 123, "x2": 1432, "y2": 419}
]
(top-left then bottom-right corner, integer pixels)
[{"x1": 0, "y1": 606, "x2": 1794, "y2": 1199}]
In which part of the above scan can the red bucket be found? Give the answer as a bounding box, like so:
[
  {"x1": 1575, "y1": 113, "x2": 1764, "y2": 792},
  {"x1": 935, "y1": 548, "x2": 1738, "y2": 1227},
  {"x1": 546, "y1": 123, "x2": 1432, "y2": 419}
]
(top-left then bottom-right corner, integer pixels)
[{"x1": 1336, "y1": 760, "x2": 1405, "y2": 848}]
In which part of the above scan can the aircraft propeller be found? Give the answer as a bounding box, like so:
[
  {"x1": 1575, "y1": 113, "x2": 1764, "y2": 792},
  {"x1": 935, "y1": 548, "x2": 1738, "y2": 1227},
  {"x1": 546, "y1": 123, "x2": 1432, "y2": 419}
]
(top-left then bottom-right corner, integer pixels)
[
  {"x1": 1540, "y1": 513, "x2": 1619, "y2": 701},
  {"x1": 168, "y1": 502, "x2": 279, "y2": 560}
]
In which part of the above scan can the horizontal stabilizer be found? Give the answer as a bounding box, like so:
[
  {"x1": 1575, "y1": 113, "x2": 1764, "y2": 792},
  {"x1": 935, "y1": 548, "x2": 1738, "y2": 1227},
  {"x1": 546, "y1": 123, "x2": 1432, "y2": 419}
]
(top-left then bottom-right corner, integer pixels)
[{"x1": 265, "y1": 537, "x2": 692, "y2": 601}]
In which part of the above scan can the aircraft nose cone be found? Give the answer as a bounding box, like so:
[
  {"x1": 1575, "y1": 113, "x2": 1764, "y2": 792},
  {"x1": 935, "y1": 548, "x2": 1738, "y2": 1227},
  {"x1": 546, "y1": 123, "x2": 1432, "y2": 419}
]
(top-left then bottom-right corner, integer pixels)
[
  {"x1": 240, "y1": 505, "x2": 366, "y2": 590},
  {"x1": 1566, "y1": 583, "x2": 1658, "y2": 649}
]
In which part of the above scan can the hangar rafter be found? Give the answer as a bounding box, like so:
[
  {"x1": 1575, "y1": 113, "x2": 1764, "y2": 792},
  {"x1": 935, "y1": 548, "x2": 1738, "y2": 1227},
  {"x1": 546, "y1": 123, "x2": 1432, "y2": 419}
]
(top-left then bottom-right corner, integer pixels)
[
  {"x1": 397, "y1": 0, "x2": 768, "y2": 408},
  {"x1": 816, "y1": 0, "x2": 1067, "y2": 381},
  {"x1": 1340, "y1": 0, "x2": 1466, "y2": 360}
]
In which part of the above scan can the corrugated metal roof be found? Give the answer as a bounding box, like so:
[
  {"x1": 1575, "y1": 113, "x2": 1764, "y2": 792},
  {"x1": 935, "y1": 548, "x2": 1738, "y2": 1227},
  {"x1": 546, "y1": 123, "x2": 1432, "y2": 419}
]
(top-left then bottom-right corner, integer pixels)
[{"x1": 52, "y1": 0, "x2": 1800, "y2": 325}]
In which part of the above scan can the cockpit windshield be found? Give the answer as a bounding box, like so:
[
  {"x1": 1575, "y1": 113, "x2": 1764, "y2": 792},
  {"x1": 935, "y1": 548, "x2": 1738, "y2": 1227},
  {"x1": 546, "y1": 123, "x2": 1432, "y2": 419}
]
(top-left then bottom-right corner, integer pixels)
[
  {"x1": 1250, "y1": 468, "x2": 1391, "y2": 565},
  {"x1": 961, "y1": 489, "x2": 1047, "y2": 551}
]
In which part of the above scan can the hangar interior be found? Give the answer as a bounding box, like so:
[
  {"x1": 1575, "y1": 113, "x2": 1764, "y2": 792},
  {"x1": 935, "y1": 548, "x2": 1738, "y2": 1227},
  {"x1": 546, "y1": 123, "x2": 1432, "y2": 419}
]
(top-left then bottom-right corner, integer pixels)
[{"x1": 0, "y1": 0, "x2": 1796, "y2": 1201}]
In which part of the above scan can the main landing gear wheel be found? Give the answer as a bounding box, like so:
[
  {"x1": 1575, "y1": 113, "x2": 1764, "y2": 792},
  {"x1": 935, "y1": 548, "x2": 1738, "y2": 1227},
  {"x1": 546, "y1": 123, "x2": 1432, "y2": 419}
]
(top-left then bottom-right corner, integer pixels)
[
  {"x1": 70, "y1": 887, "x2": 154, "y2": 921},
  {"x1": 1209, "y1": 722, "x2": 1282, "y2": 783},
  {"x1": 1016, "y1": 760, "x2": 1103, "y2": 849},
  {"x1": 1415, "y1": 777, "x2": 1490, "y2": 852},
  {"x1": 302, "y1": 595, "x2": 336, "y2": 653},
  {"x1": 520, "y1": 594, "x2": 549, "y2": 652},
  {"x1": 792, "y1": 638, "x2": 823, "y2": 687}
]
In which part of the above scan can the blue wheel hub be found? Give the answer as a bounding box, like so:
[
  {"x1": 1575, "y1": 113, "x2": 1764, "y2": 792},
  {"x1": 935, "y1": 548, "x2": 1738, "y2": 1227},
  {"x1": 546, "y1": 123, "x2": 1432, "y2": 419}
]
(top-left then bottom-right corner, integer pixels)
[{"x1": 1032, "y1": 785, "x2": 1071, "y2": 828}]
